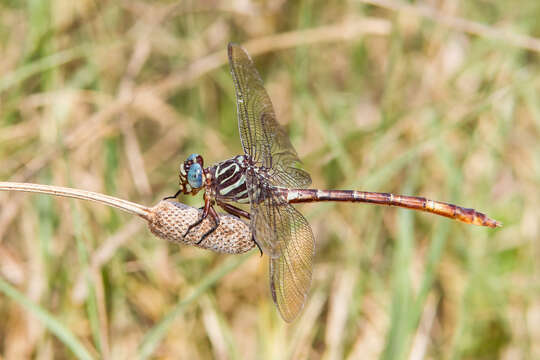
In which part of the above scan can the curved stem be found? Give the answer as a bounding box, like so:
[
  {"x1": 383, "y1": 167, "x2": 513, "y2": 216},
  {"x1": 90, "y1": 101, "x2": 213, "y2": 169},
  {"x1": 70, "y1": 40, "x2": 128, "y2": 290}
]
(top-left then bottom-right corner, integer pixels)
[{"x1": 0, "y1": 182, "x2": 151, "y2": 220}]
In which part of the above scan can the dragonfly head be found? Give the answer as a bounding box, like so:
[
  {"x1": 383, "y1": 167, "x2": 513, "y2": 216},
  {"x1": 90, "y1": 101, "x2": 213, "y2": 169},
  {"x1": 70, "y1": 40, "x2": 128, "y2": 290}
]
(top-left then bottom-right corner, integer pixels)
[{"x1": 179, "y1": 153, "x2": 205, "y2": 195}]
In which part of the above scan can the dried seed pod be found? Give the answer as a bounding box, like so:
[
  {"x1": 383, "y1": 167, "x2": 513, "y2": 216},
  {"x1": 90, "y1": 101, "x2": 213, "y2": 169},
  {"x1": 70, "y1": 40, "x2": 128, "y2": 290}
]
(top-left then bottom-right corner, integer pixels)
[{"x1": 147, "y1": 200, "x2": 254, "y2": 254}]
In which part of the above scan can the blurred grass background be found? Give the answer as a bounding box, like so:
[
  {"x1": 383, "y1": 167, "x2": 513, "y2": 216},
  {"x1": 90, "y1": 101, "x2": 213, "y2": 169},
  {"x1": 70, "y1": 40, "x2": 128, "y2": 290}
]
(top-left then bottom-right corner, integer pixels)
[{"x1": 0, "y1": 0, "x2": 537, "y2": 359}]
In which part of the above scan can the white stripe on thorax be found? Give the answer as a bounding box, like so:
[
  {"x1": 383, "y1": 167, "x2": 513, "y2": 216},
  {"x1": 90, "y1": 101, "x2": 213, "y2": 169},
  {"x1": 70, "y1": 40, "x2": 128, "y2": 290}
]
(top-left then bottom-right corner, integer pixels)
[
  {"x1": 220, "y1": 176, "x2": 246, "y2": 196},
  {"x1": 234, "y1": 188, "x2": 248, "y2": 198},
  {"x1": 216, "y1": 162, "x2": 239, "y2": 182}
]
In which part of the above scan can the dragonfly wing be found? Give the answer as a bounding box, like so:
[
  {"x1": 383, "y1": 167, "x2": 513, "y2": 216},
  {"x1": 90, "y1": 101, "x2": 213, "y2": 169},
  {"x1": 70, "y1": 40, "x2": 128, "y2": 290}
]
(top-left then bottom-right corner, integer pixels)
[
  {"x1": 268, "y1": 166, "x2": 311, "y2": 189},
  {"x1": 246, "y1": 171, "x2": 314, "y2": 321},
  {"x1": 245, "y1": 170, "x2": 279, "y2": 257},
  {"x1": 228, "y1": 43, "x2": 311, "y2": 189},
  {"x1": 268, "y1": 204, "x2": 314, "y2": 322}
]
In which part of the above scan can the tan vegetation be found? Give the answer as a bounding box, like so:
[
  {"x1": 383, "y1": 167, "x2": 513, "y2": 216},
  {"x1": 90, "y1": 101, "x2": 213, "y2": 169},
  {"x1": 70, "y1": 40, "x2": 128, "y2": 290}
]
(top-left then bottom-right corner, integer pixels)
[{"x1": 0, "y1": 0, "x2": 537, "y2": 359}]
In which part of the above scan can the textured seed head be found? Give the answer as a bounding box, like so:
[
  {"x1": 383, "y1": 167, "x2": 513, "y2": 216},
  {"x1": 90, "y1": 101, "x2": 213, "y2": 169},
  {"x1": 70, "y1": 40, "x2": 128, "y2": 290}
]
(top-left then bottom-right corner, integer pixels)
[{"x1": 147, "y1": 200, "x2": 254, "y2": 254}]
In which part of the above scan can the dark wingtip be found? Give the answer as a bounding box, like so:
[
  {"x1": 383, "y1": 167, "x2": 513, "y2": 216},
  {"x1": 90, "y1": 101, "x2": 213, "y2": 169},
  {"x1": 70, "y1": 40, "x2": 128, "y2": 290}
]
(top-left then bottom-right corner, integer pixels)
[{"x1": 227, "y1": 42, "x2": 249, "y2": 57}]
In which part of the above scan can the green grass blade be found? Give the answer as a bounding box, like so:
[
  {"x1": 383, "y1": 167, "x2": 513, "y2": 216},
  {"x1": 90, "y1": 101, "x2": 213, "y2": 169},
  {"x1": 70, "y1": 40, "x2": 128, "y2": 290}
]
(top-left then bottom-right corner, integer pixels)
[
  {"x1": 0, "y1": 45, "x2": 88, "y2": 93},
  {"x1": 0, "y1": 276, "x2": 94, "y2": 360},
  {"x1": 381, "y1": 163, "x2": 418, "y2": 360},
  {"x1": 72, "y1": 199, "x2": 103, "y2": 356},
  {"x1": 137, "y1": 253, "x2": 252, "y2": 359}
]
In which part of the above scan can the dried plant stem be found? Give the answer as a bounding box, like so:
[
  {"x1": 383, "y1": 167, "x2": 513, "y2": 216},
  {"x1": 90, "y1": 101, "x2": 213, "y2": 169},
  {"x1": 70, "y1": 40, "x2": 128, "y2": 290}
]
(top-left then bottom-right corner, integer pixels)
[
  {"x1": 0, "y1": 181, "x2": 254, "y2": 255},
  {"x1": 360, "y1": 0, "x2": 540, "y2": 53},
  {"x1": 0, "y1": 182, "x2": 151, "y2": 219}
]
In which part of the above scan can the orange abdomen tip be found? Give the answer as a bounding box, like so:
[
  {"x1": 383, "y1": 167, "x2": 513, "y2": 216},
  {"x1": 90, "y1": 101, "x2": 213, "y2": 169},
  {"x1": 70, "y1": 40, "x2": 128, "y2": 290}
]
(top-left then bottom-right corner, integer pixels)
[{"x1": 453, "y1": 205, "x2": 502, "y2": 228}]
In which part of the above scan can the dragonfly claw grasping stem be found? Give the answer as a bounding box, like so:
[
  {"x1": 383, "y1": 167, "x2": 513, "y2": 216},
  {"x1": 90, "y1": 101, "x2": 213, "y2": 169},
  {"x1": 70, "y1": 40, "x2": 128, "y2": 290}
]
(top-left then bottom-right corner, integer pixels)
[{"x1": 163, "y1": 189, "x2": 182, "y2": 201}]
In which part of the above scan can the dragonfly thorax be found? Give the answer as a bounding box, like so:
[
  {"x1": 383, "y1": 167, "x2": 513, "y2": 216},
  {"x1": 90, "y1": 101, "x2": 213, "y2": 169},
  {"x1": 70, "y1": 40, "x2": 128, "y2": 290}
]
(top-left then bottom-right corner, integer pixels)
[{"x1": 210, "y1": 155, "x2": 252, "y2": 204}]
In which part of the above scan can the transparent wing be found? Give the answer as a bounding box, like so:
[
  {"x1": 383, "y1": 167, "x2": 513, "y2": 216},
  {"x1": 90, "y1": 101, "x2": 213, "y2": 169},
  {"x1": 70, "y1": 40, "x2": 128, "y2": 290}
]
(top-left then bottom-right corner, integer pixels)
[
  {"x1": 268, "y1": 205, "x2": 314, "y2": 322},
  {"x1": 246, "y1": 171, "x2": 314, "y2": 322},
  {"x1": 232, "y1": 43, "x2": 314, "y2": 321},
  {"x1": 228, "y1": 43, "x2": 311, "y2": 189}
]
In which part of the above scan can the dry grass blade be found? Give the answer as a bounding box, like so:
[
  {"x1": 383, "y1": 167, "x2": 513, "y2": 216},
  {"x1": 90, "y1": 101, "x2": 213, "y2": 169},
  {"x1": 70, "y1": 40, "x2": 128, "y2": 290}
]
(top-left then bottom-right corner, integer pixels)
[
  {"x1": 151, "y1": 17, "x2": 391, "y2": 96},
  {"x1": 360, "y1": 0, "x2": 540, "y2": 53},
  {"x1": 0, "y1": 1, "x2": 531, "y2": 357}
]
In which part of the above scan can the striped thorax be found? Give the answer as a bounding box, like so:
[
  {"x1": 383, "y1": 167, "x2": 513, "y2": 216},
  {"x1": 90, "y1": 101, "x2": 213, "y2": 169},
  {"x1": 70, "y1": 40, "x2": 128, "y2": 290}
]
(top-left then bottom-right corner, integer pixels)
[{"x1": 210, "y1": 155, "x2": 250, "y2": 204}]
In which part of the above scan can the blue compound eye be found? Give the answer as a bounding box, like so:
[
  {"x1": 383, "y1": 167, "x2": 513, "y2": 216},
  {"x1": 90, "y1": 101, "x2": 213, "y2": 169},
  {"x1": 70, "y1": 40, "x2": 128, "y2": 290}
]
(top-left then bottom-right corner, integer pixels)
[
  {"x1": 187, "y1": 163, "x2": 203, "y2": 189},
  {"x1": 187, "y1": 153, "x2": 199, "y2": 162}
]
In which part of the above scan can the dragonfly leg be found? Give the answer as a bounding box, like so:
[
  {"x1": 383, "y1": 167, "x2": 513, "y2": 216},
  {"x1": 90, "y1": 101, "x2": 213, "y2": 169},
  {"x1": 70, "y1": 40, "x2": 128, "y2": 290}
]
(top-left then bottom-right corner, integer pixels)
[
  {"x1": 196, "y1": 206, "x2": 220, "y2": 245},
  {"x1": 216, "y1": 201, "x2": 251, "y2": 219},
  {"x1": 217, "y1": 201, "x2": 262, "y2": 256},
  {"x1": 184, "y1": 194, "x2": 212, "y2": 238},
  {"x1": 163, "y1": 189, "x2": 182, "y2": 201}
]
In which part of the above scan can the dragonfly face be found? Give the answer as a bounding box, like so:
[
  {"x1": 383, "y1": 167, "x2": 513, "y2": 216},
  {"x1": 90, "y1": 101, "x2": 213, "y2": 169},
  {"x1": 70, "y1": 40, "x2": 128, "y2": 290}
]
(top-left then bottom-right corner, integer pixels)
[{"x1": 179, "y1": 153, "x2": 205, "y2": 195}]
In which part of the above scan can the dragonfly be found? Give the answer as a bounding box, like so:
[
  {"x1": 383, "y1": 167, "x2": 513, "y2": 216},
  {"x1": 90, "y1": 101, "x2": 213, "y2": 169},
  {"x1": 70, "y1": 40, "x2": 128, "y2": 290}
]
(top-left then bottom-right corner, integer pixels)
[{"x1": 168, "y1": 43, "x2": 501, "y2": 322}]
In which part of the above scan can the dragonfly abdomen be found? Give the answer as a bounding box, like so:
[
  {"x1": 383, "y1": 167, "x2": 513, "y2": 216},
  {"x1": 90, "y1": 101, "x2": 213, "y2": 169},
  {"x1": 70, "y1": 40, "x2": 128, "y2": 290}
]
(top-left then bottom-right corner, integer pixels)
[{"x1": 285, "y1": 189, "x2": 501, "y2": 228}]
